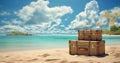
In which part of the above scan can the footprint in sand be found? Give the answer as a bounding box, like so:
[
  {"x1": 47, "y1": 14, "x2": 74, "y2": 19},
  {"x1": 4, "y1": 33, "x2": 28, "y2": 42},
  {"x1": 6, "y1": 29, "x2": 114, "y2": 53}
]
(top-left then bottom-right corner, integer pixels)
[
  {"x1": 40, "y1": 53, "x2": 50, "y2": 58},
  {"x1": 45, "y1": 58, "x2": 60, "y2": 61},
  {"x1": 5, "y1": 55, "x2": 10, "y2": 58},
  {"x1": 27, "y1": 58, "x2": 38, "y2": 62}
]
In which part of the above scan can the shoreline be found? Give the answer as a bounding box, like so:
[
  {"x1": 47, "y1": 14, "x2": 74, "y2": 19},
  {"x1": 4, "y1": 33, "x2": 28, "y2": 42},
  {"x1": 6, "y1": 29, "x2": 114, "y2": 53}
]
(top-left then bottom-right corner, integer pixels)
[
  {"x1": 0, "y1": 34, "x2": 120, "y2": 36},
  {"x1": 34, "y1": 34, "x2": 120, "y2": 36},
  {"x1": 0, "y1": 44, "x2": 120, "y2": 52},
  {"x1": 0, "y1": 45, "x2": 120, "y2": 63}
]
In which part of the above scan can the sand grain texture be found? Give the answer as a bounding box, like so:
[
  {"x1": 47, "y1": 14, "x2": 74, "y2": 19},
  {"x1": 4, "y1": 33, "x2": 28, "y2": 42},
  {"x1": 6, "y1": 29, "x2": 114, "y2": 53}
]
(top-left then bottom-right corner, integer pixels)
[{"x1": 0, "y1": 45, "x2": 120, "y2": 63}]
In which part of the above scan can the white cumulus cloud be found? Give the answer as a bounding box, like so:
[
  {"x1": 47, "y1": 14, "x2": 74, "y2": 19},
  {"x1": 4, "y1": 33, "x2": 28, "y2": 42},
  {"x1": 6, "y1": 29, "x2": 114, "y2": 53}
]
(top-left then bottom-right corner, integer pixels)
[
  {"x1": 1, "y1": 0, "x2": 120, "y2": 34},
  {"x1": 66, "y1": 0, "x2": 120, "y2": 31},
  {"x1": 67, "y1": 0, "x2": 99, "y2": 30},
  {"x1": 0, "y1": 0, "x2": 73, "y2": 34},
  {"x1": 16, "y1": 0, "x2": 73, "y2": 30}
]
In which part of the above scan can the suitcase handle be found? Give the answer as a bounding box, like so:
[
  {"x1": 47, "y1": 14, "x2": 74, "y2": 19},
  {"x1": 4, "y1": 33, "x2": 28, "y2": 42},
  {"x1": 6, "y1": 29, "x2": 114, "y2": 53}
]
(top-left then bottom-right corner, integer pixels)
[{"x1": 79, "y1": 47, "x2": 88, "y2": 51}]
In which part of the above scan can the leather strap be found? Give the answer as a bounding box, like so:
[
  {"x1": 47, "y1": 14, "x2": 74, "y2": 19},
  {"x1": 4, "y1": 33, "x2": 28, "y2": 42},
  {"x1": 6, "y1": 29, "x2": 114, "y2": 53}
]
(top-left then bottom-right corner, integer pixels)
[
  {"x1": 89, "y1": 41, "x2": 90, "y2": 55},
  {"x1": 76, "y1": 41, "x2": 78, "y2": 55},
  {"x1": 90, "y1": 30, "x2": 92, "y2": 40},
  {"x1": 96, "y1": 30, "x2": 98, "y2": 40},
  {"x1": 97, "y1": 42, "x2": 99, "y2": 55},
  {"x1": 78, "y1": 30, "x2": 79, "y2": 40},
  {"x1": 83, "y1": 30, "x2": 84, "y2": 40}
]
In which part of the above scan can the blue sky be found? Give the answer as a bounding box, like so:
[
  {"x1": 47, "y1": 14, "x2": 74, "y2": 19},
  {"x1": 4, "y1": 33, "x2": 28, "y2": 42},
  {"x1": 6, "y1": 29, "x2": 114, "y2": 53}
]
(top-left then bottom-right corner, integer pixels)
[{"x1": 0, "y1": 0, "x2": 120, "y2": 34}]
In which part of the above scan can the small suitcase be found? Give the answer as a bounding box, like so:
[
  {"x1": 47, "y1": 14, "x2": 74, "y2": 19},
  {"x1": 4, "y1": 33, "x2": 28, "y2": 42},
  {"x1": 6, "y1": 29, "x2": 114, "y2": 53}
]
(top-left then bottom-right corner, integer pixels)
[{"x1": 78, "y1": 30, "x2": 102, "y2": 41}]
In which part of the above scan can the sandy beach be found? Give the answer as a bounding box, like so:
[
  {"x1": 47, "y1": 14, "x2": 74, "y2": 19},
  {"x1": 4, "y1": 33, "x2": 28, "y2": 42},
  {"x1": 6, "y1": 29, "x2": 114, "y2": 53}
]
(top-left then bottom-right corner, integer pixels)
[{"x1": 0, "y1": 45, "x2": 120, "y2": 63}]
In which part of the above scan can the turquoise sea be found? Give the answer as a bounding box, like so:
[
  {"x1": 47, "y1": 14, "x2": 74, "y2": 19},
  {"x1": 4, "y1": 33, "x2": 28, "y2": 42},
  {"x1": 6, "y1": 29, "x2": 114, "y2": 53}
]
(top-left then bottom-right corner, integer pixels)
[{"x1": 0, "y1": 35, "x2": 120, "y2": 51}]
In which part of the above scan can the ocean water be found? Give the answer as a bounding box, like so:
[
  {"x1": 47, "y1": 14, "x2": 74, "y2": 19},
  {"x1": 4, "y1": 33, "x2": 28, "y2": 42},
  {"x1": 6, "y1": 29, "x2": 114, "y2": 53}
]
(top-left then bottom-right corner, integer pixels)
[{"x1": 0, "y1": 35, "x2": 120, "y2": 51}]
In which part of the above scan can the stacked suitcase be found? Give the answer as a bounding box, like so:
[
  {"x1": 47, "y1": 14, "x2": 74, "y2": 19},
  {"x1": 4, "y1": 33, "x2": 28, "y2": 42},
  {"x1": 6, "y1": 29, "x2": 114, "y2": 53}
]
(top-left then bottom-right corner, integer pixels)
[{"x1": 69, "y1": 30, "x2": 105, "y2": 56}]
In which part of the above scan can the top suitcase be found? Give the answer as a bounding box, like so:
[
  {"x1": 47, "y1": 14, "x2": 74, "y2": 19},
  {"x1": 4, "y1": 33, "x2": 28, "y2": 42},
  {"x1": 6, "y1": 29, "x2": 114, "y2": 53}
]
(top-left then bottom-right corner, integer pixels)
[{"x1": 78, "y1": 30, "x2": 102, "y2": 41}]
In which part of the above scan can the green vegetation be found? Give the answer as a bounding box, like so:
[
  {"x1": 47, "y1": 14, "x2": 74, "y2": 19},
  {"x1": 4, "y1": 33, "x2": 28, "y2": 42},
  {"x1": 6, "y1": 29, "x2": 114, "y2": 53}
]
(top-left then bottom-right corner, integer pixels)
[
  {"x1": 101, "y1": 11, "x2": 120, "y2": 35},
  {"x1": 7, "y1": 31, "x2": 32, "y2": 36},
  {"x1": 103, "y1": 25, "x2": 120, "y2": 35},
  {"x1": 110, "y1": 25, "x2": 119, "y2": 32}
]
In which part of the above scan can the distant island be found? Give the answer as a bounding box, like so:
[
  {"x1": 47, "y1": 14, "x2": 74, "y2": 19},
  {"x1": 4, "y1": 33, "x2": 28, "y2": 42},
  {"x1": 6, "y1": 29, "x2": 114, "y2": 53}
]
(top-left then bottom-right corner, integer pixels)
[
  {"x1": 102, "y1": 25, "x2": 120, "y2": 35},
  {"x1": 7, "y1": 31, "x2": 32, "y2": 36}
]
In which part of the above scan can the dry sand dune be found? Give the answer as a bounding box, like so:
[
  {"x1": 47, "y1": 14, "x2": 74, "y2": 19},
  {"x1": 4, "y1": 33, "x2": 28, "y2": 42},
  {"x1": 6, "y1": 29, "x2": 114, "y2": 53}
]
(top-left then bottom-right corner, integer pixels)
[{"x1": 0, "y1": 45, "x2": 120, "y2": 63}]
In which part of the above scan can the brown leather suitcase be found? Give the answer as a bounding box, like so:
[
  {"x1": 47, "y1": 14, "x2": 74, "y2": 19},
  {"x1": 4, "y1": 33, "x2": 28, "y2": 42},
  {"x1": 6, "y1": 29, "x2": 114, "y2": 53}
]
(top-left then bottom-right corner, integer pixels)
[
  {"x1": 76, "y1": 40, "x2": 105, "y2": 56},
  {"x1": 78, "y1": 30, "x2": 102, "y2": 41},
  {"x1": 69, "y1": 40, "x2": 105, "y2": 56},
  {"x1": 69, "y1": 40, "x2": 77, "y2": 55}
]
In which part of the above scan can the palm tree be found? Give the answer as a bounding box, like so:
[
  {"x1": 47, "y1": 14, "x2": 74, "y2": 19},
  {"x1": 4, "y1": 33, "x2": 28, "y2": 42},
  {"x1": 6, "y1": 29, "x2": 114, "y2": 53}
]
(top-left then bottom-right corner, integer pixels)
[{"x1": 103, "y1": 11, "x2": 119, "y2": 35}]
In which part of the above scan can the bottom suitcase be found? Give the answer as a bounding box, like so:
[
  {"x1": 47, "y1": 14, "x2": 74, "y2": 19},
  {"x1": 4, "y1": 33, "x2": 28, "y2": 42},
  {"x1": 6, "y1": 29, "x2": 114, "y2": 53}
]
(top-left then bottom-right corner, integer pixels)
[
  {"x1": 77, "y1": 40, "x2": 105, "y2": 56},
  {"x1": 69, "y1": 40, "x2": 105, "y2": 56}
]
